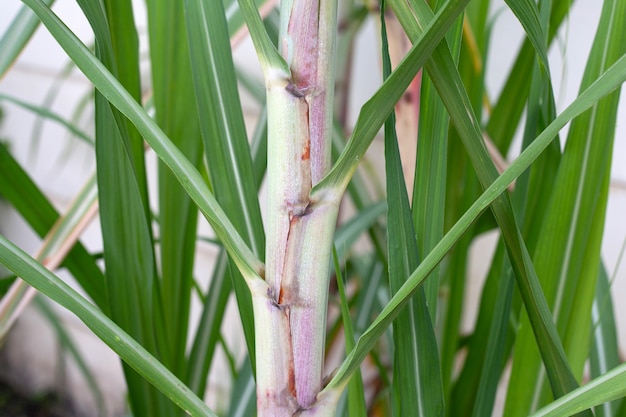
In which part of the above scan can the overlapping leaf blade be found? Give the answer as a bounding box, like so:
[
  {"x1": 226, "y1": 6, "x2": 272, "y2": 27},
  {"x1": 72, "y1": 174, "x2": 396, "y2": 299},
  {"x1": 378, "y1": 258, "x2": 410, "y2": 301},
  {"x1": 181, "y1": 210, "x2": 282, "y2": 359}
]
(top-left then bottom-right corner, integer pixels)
[
  {"x1": 21, "y1": 0, "x2": 264, "y2": 282},
  {"x1": 5, "y1": 0, "x2": 625, "y2": 415},
  {"x1": 529, "y1": 362, "x2": 626, "y2": 417},
  {"x1": 380, "y1": 6, "x2": 443, "y2": 415},
  {"x1": 184, "y1": 0, "x2": 266, "y2": 373},
  {"x1": 388, "y1": 0, "x2": 587, "y2": 404},
  {"x1": 144, "y1": 0, "x2": 203, "y2": 388},
  {"x1": 312, "y1": 0, "x2": 470, "y2": 196},
  {"x1": 0, "y1": 145, "x2": 105, "y2": 306},
  {"x1": 455, "y1": 0, "x2": 561, "y2": 413},
  {"x1": 411, "y1": 0, "x2": 462, "y2": 328},
  {"x1": 455, "y1": 0, "x2": 568, "y2": 409},
  {"x1": 333, "y1": 248, "x2": 367, "y2": 417},
  {"x1": 590, "y1": 264, "x2": 623, "y2": 417},
  {"x1": 505, "y1": 0, "x2": 626, "y2": 413},
  {"x1": 486, "y1": 0, "x2": 572, "y2": 152},
  {"x1": 0, "y1": 172, "x2": 99, "y2": 343},
  {"x1": 428, "y1": 0, "x2": 473, "y2": 397},
  {"x1": 0, "y1": 0, "x2": 55, "y2": 77},
  {"x1": 186, "y1": 251, "x2": 232, "y2": 397},
  {"x1": 323, "y1": 48, "x2": 626, "y2": 395},
  {"x1": 0, "y1": 237, "x2": 217, "y2": 417},
  {"x1": 78, "y1": 0, "x2": 166, "y2": 411}
]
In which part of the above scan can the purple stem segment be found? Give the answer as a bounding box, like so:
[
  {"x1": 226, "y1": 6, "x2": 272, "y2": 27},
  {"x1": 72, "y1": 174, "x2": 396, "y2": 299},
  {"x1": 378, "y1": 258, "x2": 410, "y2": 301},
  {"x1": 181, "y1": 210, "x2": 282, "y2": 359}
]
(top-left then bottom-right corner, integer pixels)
[{"x1": 259, "y1": 0, "x2": 338, "y2": 414}]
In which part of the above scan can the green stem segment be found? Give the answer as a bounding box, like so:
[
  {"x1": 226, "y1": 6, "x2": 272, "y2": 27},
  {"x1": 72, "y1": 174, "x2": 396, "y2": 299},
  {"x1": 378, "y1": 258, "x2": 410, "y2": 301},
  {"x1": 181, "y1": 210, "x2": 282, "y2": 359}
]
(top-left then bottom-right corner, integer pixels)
[{"x1": 254, "y1": 0, "x2": 339, "y2": 415}]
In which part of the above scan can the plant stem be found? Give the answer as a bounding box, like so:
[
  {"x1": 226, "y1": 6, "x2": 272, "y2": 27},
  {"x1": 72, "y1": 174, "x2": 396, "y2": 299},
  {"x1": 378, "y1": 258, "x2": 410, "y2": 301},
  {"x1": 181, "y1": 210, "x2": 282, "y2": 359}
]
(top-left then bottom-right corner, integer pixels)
[{"x1": 255, "y1": 0, "x2": 339, "y2": 415}]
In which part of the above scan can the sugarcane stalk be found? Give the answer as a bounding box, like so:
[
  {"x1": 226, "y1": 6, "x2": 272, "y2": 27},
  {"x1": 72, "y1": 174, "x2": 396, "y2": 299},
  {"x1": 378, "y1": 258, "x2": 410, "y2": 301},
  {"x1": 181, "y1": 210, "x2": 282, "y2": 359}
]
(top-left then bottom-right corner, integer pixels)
[{"x1": 252, "y1": 0, "x2": 339, "y2": 415}]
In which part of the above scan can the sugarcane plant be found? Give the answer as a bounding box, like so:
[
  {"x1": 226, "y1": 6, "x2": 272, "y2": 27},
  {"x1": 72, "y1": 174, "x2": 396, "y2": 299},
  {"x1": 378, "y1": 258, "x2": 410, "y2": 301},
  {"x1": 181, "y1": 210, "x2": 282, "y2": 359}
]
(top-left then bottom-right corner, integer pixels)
[{"x1": 1, "y1": 0, "x2": 626, "y2": 416}]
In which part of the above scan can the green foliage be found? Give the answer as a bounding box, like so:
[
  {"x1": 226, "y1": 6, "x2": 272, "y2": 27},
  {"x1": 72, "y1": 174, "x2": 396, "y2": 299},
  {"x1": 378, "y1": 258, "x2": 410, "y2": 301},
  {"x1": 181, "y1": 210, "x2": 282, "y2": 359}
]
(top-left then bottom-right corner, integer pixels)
[
  {"x1": 380, "y1": 6, "x2": 443, "y2": 415},
  {"x1": 0, "y1": 0, "x2": 625, "y2": 416}
]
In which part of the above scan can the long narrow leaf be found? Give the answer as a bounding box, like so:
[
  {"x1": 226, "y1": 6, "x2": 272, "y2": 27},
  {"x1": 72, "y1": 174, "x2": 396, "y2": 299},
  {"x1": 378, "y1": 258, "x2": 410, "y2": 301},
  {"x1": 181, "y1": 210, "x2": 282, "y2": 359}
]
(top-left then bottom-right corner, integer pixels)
[
  {"x1": 236, "y1": 0, "x2": 288, "y2": 77},
  {"x1": 0, "y1": 145, "x2": 105, "y2": 306},
  {"x1": 418, "y1": 0, "x2": 465, "y2": 395},
  {"x1": 333, "y1": 248, "x2": 367, "y2": 417},
  {"x1": 145, "y1": 0, "x2": 203, "y2": 381},
  {"x1": 389, "y1": 0, "x2": 585, "y2": 403},
  {"x1": 506, "y1": 0, "x2": 626, "y2": 412},
  {"x1": 486, "y1": 1, "x2": 572, "y2": 152},
  {"x1": 380, "y1": 6, "x2": 443, "y2": 415},
  {"x1": 322, "y1": 52, "x2": 626, "y2": 393},
  {"x1": 35, "y1": 297, "x2": 107, "y2": 417},
  {"x1": 0, "y1": 236, "x2": 217, "y2": 417},
  {"x1": 21, "y1": 0, "x2": 264, "y2": 282},
  {"x1": 0, "y1": 94, "x2": 93, "y2": 145},
  {"x1": 184, "y1": 0, "x2": 266, "y2": 372},
  {"x1": 504, "y1": 0, "x2": 550, "y2": 76},
  {"x1": 0, "y1": 173, "x2": 98, "y2": 341},
  {"x1": 77, "y1": 0, "x2": 165, "y2": 413},
  {"x1": 529, "y1": 362, "x2": 626, "y2": 417},
  {"x1": 0, "y1": 0, "x2": 54, "y2": 77},
  {"x1": 590, "y1": 264, "x2": 623, "y2": 417},
  {"x1": 186, "y1": 250, "x2": 232, "y2": 397},
  {"x1": 312, "y1": 0, "x2": 469, "y2": 198},
  {"x1": 227, "y1": 359, "x2": 256, "y2": 417}
]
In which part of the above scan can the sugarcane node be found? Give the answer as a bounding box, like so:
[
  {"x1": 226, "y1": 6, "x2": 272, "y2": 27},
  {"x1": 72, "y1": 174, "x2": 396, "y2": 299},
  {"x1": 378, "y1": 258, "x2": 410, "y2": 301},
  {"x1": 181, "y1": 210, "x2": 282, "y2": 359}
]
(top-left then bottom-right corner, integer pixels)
[{"x1": 286, "y1": 82, "x2": 307, "y2": 98}]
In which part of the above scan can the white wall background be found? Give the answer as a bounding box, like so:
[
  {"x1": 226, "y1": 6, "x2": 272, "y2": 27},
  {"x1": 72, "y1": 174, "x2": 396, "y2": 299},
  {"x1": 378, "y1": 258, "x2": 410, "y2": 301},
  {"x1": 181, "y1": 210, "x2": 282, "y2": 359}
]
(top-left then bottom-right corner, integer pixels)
[{"x1": 0, "y1": 1, "x2": 624, "y2": 416}]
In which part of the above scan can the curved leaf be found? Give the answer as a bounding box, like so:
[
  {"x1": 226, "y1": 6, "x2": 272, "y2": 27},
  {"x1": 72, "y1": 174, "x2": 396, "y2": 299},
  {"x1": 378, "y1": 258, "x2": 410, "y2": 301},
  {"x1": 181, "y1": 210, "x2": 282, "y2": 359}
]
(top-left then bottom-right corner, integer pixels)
[
  {"x1": 21, "y1": 0, "x2": 264, "y2": 282},
  {"x1": 529, "y1": 362, "x2": 626, "y2": 417},
  {"x1": 0, "y1": 236, "x2": 217, "y2": 417},
  {"x1": 323, "y1": 51, "x2": 626, "y2": 393}
]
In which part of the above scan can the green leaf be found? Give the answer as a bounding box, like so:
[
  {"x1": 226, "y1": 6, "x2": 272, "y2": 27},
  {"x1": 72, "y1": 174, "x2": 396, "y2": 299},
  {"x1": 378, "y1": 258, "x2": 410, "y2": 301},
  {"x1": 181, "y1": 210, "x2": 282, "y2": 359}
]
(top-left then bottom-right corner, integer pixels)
[
  {"x1": 590, "y1": 264, "x2": 623, "y2": 416},
  {"x1": 184, "y1": 0, "x2": 265, "y2": 256},
  {"x1": 0, "y1": 275, "x2": 17, "y2": 297},
  {"x1": 35, "y1": 297, "x2": 107, "y2": 416},
  {"x1": 0, "y1": 236, "x2": 217, "y2": 417},
  {"x1": 223, "y1": 0, "x2": 267, "y2": 38},
  {"x1": 250, "y1": 107, "x2": 268, "y2": 189},
  {"x1": 0, "y1": 93, "x2": 93, "y2": 145},
  {"x1": 186, "y1": 250, "x2": 232, "y2": 397},
  {"x1": 469, "y1": 258, "x2": 515, "y2": 417},
  {"x1": 505, "y1": 0, "x2": 626, "y2": 412},
  {"x1": 21, "y1": 0, "x2": 264, "y2": 282},
  {"x1": 323, "y1": 50, "x2": 626, "y2": 394},
  {"x1": 74, "y1": 1, "x2": 167, "y2": 414},
  {"x1": 529, "y1": 362, "x2": 626, "y2": 417},
  {"x1": 0, "y1": 145, "x2": 105, "y2": 307},
  {"x1": 504, "y1": 0, "x2": 550, "y2": 76},
  {"x1": 333, "y1": 248, "x2": 367, "y2": 417},
  {"x1": 0, "y1": 0, "x2": 55, "y2": 77},
  {"x1": 236, "y1": 0, "x2": 288, "y2": 77},
  {"x1": 184, "y1": 0, "x2": 266, "y2": 372},
  {"x1": 412, "y1": 52, "x2": 454, "y2": 323},
  {"x1": 413, "y1": 0, "x2": 464, "y2": 397},
  {"x1": 312, "y1": 0, "x2": 470, "y2": 198},
  {"x1": 380, "y1": 5, "x2": 443, "y2": 415},
  {"x1": 389, "y1": 0, "x2": 586, "y2": 404},
  {"x1": 332, "y1": 124, "x2": 389, "y2": 270},
  {"x1": 453, "y1": 2, "x2": 562, "y2": 410},
  {"x1": 227, "y1": 359, "x2": 256, "y2": 417},
  {"x1": 145, "y1": 0, "x2": 203, "y2": 379},
  {"x1": 333, "y1": 201, "x2": 386, "y2": 264},
  {"x1": 0, "y1": 173, "x2": 99, "y2": 342},
  {"x1": 486, "y1": 1, "x2": 573, "y2": 152}
]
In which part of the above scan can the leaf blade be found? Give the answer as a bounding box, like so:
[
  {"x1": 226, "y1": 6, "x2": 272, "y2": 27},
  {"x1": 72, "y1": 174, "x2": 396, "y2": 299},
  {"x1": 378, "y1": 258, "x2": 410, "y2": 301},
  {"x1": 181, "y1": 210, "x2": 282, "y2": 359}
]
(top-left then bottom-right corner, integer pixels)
[
  {"x1": 323, "y1": 51, "x2": 626, "y2": 393},
  {"x1": 380, "y1": 5, "x2": 443, "y2": 415},
  {"x1": 0, "y1": 236, "x2": 217, "y2": 417},
  {"x1": 184, "y1": 0, "x2": 266, "y2": 372}
]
